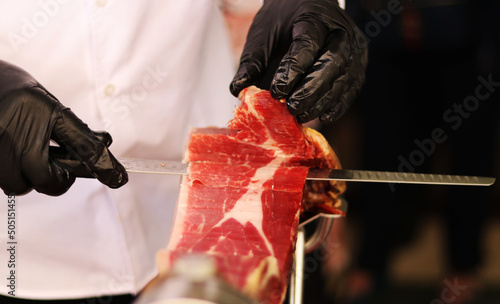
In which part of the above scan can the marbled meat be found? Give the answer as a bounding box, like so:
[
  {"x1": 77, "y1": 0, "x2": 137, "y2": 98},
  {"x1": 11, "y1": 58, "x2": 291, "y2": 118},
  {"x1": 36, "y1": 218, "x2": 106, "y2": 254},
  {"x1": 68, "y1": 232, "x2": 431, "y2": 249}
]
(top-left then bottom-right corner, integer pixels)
[{"x1": 164, "y1": 86, "x2": 345, "y2": 303}]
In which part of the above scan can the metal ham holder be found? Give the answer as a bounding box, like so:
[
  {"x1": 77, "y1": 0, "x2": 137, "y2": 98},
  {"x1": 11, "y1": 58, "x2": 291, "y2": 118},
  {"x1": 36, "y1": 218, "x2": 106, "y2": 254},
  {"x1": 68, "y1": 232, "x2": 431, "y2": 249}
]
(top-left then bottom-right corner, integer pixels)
[
  {"x1": 131, "y1": 204, "x2": 347, "y2": 304},
  {"x1": 289, "y1": 199, "x2": 348, "y2": 304}
]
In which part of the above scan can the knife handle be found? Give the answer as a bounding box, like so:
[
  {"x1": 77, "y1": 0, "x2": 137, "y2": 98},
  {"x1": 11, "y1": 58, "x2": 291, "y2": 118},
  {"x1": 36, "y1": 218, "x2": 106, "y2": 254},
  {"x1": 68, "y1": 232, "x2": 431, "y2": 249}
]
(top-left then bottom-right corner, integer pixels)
[{"x1": 49, "y1": 146, "x2": 94, "y2": 178}]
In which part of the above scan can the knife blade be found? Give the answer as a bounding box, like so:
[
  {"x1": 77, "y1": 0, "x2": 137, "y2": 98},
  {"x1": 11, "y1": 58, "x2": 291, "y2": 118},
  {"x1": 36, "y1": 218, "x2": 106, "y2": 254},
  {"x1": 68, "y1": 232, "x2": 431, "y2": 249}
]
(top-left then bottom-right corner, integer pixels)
[
  {"x1": 307, "y1": 168, "x2": 495, "y2": 186},
  {"x1": 50, "y1": 148, "x2": 495, "y2": 186}
]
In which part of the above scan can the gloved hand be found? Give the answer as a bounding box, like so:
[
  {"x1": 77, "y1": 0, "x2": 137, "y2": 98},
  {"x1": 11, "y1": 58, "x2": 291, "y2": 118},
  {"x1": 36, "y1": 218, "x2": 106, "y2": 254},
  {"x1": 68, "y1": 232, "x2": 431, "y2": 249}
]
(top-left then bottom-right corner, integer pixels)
[
  {"x1": 0, "y1": 60, "x2": 128, "y2": 196},
  {"x1": 230, "y1": 0, "x2": 368, "y2": 124}
]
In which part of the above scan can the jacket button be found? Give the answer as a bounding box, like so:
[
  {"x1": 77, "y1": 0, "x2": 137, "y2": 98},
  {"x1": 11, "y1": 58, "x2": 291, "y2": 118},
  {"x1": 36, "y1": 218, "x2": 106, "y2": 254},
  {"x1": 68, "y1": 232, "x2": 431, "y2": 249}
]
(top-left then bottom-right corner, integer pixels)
[
  {"x1": 96, "y1": 0, "x2": 108, "y2": 7},
  {"x1": 104, "y1": 84, "x2": 116, "y2": 96}
]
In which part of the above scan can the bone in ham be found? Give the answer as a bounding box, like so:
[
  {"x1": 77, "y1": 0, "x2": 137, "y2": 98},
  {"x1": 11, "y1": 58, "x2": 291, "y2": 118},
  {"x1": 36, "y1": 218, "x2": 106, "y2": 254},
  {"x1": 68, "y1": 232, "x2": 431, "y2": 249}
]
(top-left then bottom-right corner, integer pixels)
[{"x1": 163, "y1": 86, "x2": 345, "y2": 303}]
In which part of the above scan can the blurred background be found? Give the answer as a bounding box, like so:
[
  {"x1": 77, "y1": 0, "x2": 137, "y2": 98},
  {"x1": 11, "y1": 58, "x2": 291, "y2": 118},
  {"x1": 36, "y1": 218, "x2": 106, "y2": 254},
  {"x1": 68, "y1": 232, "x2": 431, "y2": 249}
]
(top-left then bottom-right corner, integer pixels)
[{"x1": 218, "y1": 0, "x2": 500, "y2": 303}]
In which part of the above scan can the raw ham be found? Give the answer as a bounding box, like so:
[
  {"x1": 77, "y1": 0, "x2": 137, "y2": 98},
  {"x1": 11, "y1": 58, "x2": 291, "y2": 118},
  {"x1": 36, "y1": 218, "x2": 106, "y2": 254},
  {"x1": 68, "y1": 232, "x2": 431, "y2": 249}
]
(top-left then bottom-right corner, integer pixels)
[{"x1": 163, "y1": 86, "x2": 345, "y2": 303}]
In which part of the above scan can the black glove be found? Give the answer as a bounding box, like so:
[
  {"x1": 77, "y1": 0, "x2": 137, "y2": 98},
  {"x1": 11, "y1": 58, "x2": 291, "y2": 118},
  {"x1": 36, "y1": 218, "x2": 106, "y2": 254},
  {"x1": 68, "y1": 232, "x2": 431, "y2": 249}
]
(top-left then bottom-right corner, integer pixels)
[
  {"x1": 230, "y1": 0, "x2": 368, "y2": 124},
  {"x1": 0, "y1": 60, "x2": 128, "y2": 196}
]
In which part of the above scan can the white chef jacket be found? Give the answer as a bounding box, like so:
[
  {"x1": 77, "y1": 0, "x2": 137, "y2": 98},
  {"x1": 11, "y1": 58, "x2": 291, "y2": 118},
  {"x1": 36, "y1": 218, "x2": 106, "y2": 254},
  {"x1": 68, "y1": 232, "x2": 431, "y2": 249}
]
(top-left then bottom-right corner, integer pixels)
[{"x1": 0, "y1": 0, "x2": 238, "y2": 299}]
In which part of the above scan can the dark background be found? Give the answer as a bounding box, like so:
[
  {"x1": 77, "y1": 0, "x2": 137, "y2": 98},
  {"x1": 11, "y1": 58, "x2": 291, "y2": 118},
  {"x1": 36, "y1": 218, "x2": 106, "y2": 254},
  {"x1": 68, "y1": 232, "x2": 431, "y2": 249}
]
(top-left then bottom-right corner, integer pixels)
[{"x1": 307, "y1": 0, "x2": 500, "y2": 303}]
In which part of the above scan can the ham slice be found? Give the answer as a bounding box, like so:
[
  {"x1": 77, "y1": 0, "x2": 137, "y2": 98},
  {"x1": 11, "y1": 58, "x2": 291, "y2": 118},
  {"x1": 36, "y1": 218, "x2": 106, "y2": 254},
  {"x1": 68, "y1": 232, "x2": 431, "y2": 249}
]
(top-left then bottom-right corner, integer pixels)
[{"x1": 163, "y1": 86, "x2": 345, "y2": 303}]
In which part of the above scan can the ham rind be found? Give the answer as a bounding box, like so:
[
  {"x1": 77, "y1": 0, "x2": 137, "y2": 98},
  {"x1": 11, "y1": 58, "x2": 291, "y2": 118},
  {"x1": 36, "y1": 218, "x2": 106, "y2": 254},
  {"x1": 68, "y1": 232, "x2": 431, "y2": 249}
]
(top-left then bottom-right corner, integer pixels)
[{"x1": 165, "y1": 86, "x2": 344, "y2": 303}]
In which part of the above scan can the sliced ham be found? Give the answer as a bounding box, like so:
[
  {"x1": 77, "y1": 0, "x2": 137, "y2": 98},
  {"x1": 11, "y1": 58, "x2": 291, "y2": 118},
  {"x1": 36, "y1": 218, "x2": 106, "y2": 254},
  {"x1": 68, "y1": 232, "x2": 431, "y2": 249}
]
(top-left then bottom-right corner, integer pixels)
[{"x1": 163, "y1": 86, "x2": 345, "y2": 303}]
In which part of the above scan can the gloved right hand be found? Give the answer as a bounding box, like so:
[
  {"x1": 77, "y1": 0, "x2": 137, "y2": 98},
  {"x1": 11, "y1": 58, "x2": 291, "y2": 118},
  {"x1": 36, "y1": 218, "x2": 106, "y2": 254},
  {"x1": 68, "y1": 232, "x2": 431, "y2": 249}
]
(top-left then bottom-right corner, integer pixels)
[
  {"x1": 230, "y1": 0, "x2": 368, "y2": 124},
  {"x1": 0, "y1": 60, "x2": 128, "y2": 196}
]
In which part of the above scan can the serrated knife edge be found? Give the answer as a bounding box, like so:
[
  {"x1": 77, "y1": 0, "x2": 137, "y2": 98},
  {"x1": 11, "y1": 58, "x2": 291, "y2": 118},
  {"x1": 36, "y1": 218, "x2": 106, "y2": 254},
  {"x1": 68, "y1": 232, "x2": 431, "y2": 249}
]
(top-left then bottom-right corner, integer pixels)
[{"x1": 306, "y1": 169, "x2": 495, "y2": 186}]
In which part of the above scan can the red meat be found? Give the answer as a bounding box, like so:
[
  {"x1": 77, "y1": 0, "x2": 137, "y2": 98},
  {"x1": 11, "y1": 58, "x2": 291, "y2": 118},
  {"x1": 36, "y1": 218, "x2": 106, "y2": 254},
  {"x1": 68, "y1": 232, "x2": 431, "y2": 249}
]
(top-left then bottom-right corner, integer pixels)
[{"x1": 164, "y1": 86, "x2": 344, "y2": 303}]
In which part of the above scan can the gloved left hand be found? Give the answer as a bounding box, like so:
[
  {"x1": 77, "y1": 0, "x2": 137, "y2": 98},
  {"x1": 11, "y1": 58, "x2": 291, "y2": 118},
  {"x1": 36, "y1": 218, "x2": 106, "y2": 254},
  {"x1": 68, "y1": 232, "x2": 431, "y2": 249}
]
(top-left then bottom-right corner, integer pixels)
[{"x1": 230, "y1": 0, "x2": 368, "y2": 124}]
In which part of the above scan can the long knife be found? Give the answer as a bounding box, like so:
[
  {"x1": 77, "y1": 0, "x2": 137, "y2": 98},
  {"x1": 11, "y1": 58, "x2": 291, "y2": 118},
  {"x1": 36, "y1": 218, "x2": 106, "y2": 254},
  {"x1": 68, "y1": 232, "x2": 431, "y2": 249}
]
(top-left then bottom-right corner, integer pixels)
[{"x1": 50, "y1": 149, "x2": 495, "y2": 186}]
